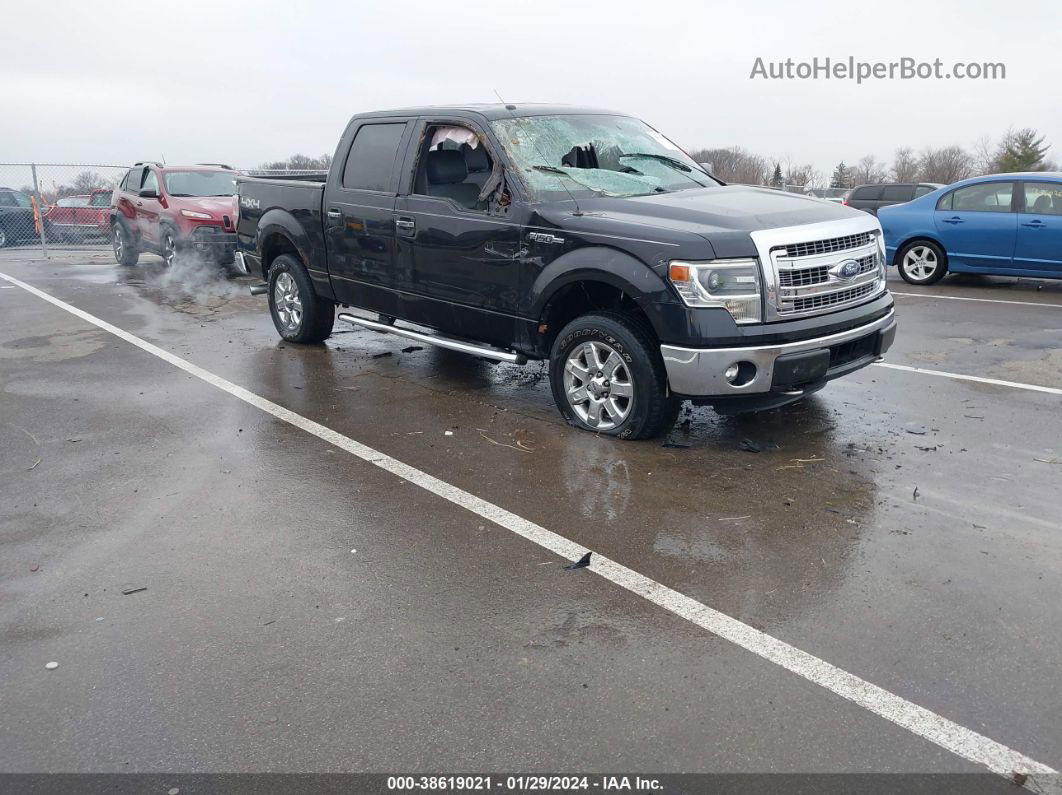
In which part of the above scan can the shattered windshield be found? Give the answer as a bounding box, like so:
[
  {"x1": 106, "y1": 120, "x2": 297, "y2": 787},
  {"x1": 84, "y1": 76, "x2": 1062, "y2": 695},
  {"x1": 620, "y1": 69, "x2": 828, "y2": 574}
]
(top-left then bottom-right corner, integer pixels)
[{"x1": 490, "y1": 114, "x2": 718, "y2": 200}]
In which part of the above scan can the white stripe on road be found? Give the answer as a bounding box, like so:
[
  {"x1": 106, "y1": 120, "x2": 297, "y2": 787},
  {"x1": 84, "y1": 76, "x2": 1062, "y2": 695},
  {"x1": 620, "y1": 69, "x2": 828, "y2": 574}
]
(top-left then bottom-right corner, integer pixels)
[
  {"x1": 873, "y1": 362, "x2": 1062, "y2": 396},
  {"x1": 892, "y1": 290, "x2": 1062, "y2": 309},
  {"x1": 1, "y1": 270, "x2": 1056, "y2": 784}
]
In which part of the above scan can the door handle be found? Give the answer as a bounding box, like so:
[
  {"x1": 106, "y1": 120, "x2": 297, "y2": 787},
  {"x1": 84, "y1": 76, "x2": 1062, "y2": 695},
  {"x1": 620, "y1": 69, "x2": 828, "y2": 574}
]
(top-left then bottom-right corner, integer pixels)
[
  {"x1": 395, "y1": 217, "x2": 415, "y2": 231},
  {"x1": 326, "y1": 209, "x2": 342, "y2": 219},
  {"x1": 1021, "y1": 220, "x2": 1046, "y2": 228},
  {"x1": 135, "y1": 201, "x2": 143, "y2": 207},
  {"x1": 941, "y1": 216, "x2": 964, "y2": 224}
]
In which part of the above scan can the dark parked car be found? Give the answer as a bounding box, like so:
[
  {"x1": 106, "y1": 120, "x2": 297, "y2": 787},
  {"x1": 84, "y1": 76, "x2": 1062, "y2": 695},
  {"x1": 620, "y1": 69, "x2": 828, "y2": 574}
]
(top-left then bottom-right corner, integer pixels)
[
  {"x1": 235, "y1": 105, "x2": 895, "y2": 439},
  {"x1": 0, "y1": 188, "x2": 38, "y2": 247},
  {"x1": 846, "y1": 183, "x2": 943, "y2": 216}
]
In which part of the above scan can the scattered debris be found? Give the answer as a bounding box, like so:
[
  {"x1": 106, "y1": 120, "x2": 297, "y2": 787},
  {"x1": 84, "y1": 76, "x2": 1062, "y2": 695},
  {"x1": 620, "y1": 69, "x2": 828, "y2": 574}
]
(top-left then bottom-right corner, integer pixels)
[
  {"x1": 912, "y1": 485, "x2": 920, "y2": 501},
  {"x1": 1012, "y1": 772, "x2": 1028, "y2": 787},
  {"x1": 791, "y1": 457, "x2": 824, "y2": 463},
  {"x1": 915, "y1": 445, "x2": 938, "y2": 452},
  {"x1": 1034, "y1": 457, "x2": 1062, "y2": 465},
  {"x1": 564, "y1": 552, "x2": 592, "y2": 570},
  {"x1": 720, "y1": 516, "x2": 751, "y2": 522},
  {"x1": 121, "y1": 586, "x2": 147, "y2": 596},
  {"x1": 29, "y1": 563, "x2": 39, "y2": 572},
  {"x1": 45, "y1": 661, "x2": 58, "y2": 670},
  {"x1": 662, "y1": 440, "x2": 691, "y2": 449},
  {"x1": 28, "y1": 458, "x2": 41, "y2": 471},
  {"x1": 479, "y1": 432, "x2": 532, "y2": 453},
  {"x1": 400, "y1": 345, "x2": 423, "y2": 353},
  {"x1": 66, "y1": 437, "x2": 82, "y2": 443},
  {"x1": 905, "y1": 429, "x2": 927, "y2": 436},
  {"x1": 444, "y1": 430, "x2": 454, "y2": 436},
  {"x1": 371, "y1": 351, "x2": 392, "y2": 359},
  {"x1": 963, "y1": 415, "x2": 984, "y2": 420},
  {"x1": 739, "y1": 438, "x2": 762, "y2": 453},
  {"x1": 95, "y1": 617, "x2": 104, "y2": 621}
]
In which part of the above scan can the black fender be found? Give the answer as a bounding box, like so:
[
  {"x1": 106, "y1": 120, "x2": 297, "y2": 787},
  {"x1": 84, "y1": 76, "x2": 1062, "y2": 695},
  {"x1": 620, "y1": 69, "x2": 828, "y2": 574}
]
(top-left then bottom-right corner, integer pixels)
[
  {"x1": 529, "y1": 246, "x2": 677, "y2": 334},
  {"x1": 256, "y1": 208, "x2": 315, "y2": 273}
]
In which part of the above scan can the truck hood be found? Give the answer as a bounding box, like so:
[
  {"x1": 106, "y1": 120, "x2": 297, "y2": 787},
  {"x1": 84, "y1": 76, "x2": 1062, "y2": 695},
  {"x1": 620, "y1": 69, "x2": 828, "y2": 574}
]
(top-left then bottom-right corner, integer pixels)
[
  {"x1": 168, "y1": 195, "x2": 237, "y2": 219},
  {"x1": 570, "y1": 185, "x2": 866, "y2": 235}
]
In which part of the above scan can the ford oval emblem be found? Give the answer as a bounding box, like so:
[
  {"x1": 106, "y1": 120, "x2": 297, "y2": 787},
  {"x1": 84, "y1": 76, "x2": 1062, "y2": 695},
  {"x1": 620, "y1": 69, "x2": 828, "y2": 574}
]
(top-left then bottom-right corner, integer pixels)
[{"x1": 832, "y1": 259, "x2": 861, "y2": 280}]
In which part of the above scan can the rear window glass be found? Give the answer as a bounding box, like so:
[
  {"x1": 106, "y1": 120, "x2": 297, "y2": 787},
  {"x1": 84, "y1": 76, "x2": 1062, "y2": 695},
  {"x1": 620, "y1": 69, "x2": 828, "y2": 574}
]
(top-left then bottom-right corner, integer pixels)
[
  {"x1": 942, "y1": 182, "x2": 1014, "y2": 212},
  {"x1": 342, "y1": 123, "x2": 406, "y2": 192},
  {"x1": 881, "y1": 185, "x2": 913, "y2": 201},
  {"x1": 852, "y1": 186, "x2": 884, "y2": 200}
]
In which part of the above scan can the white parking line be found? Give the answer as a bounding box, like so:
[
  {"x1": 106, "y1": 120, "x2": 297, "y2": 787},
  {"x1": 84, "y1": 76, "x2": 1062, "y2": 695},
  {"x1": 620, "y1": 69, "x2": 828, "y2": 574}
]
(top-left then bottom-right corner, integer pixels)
[
  {"x1": 873, "y1": 362, "x2": 1062, "y2": 396},
  {"x1": 892, "y1": 291, "x2": 1062, "y2": 309},
  {"x1": 1, "y1": 270, "x2": 1056, "y2": 784}
]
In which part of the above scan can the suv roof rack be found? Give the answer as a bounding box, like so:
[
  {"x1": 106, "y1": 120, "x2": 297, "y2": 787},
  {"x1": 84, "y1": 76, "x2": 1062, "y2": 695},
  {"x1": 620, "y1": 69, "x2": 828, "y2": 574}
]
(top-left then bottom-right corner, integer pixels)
[
  {"x1": 132, "y1": 161, "x2": 162, "y2": 167},
  {"x1": 196, "y1": 163, "x2": 234, "y2": 170}
]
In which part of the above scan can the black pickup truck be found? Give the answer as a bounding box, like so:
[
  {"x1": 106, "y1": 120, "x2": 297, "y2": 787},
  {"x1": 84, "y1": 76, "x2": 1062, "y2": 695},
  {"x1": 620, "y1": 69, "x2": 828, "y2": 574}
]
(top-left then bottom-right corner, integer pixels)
[{"x1": 235, "y1": 105, "x2": 895, "y2": 439}]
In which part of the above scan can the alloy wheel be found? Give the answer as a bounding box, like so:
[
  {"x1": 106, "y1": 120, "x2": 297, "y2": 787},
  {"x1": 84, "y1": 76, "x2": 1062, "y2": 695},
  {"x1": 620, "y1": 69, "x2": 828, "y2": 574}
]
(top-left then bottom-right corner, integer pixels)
[
  {"x1": 902, "y1": 245, "x2": 939, "y2": 281},
  {"x1": 274, "y1": 272, "x2": 303, "y2": 331},
  {"x1": 163, "y1": 233, "x2": 177, "y2": 267},
  {"x1": 563, "y1": 340, "x2": 635, "y2": 430},
  {"x1": 113, "y1": 227, "x2": 123, "y2": 259}
]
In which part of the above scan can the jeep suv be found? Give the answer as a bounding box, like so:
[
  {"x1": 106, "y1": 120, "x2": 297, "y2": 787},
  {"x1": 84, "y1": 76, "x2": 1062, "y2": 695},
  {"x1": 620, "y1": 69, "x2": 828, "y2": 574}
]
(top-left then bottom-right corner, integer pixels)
[{"x1": 111, "y1": 163, "x2": 238, "y2": 267}]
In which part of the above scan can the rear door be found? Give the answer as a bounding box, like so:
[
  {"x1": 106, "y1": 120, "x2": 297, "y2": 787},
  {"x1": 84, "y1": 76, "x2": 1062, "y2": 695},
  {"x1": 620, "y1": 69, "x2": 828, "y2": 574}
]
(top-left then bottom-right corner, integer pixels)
[
  {"x1": 933, "y1": 180, "x2": 1018, "y2": 271},
  {"x1": 849, "y1": 185, "x2": 883, "y2": 214},
  {"x1": 324, "y1": 119, "x2": 412, "y2": 309},
  {"x1": 1014, "y1": 180, "x2": 1062, "y2": 273},
  {"x1": 879, "y1": 184, "x2": 915, "y2": 213}
]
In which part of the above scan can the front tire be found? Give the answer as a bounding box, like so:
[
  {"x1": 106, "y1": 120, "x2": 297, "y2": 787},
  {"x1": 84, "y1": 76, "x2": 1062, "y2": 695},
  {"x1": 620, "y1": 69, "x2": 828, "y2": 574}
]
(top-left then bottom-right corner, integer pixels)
[
  {"x1": 549, "y1": 311, "x2": 680, "y2": 440},
  {"x1": 267, "y1": 254, "x2": 334, "y2": 343},
  {"x1": 161, "y1": 228, "x2": 178, "y2": 267},
  {"x1": 113, "y1": 222, "x2": 139, "y2": 266},
  {"x1": 897, "y1": 240, "x2": 947, "y2": 285}
]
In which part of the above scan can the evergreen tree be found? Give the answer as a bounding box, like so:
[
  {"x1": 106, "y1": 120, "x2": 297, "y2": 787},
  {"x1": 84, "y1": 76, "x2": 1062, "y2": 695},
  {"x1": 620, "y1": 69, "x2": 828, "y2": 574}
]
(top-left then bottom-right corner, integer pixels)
[
  {"x1": 770, "y1": 163, "x2": 783, "y2": 187},
  {"x1": 995, "y1": 129, "x2": 1051, "y2": 172},
  {"x1": 830, "y1": 162, "x2": 850, "y2": 189}
]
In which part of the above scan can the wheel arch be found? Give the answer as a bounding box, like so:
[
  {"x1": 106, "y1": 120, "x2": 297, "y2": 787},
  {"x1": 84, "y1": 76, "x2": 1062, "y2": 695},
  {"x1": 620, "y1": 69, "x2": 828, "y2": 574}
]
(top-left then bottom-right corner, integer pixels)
[{"x1": 893, "y1": 234, "x2": 948, "y2": 267}]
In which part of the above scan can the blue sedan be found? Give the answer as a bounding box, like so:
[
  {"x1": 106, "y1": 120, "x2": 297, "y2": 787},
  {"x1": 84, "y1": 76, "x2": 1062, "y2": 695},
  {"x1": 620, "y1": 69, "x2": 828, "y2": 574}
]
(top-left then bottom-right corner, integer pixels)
[{"x1": 878, "y1": 173, "x2": 1062, "y2": 285}]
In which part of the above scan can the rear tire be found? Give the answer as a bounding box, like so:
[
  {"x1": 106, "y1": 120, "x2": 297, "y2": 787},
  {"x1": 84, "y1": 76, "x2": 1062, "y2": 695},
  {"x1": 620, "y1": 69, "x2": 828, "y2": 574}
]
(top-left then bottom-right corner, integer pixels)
[
  {"x1": 549, "y1": 311, "x2": 680, "y2": 439},
  {"x1": 113, "y1": 222, "x2": 139, "y2": 266},
  {"x1": 897, "y1": 240, "x2": 947, "y2": 285},
  {"x1": 267, "y1": 254, "x2": 334, "y2": 343}
]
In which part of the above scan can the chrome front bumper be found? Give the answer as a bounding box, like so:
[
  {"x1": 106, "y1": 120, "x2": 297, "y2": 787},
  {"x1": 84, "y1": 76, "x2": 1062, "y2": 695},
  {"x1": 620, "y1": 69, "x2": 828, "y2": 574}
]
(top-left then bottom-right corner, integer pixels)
[{"x1": 660, "y1": 310, "x2": 896, "y2": 397}]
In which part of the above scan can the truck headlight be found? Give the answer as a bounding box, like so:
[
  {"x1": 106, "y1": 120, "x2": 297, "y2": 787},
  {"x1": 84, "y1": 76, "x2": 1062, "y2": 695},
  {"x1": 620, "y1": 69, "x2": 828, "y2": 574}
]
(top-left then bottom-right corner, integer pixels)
[
  {"x1": 180, "y1": 209, "x2": 212, "y2": 219},
  {"x1": 668, "y1": 258, "x2": 763, "y2": 323}
]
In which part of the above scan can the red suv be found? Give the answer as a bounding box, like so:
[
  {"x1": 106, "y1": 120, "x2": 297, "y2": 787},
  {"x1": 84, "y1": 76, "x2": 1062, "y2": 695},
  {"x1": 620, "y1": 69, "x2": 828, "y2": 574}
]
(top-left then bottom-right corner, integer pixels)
[{"x1": 111, "y1": 162, "x2": 238, "y2": 267}]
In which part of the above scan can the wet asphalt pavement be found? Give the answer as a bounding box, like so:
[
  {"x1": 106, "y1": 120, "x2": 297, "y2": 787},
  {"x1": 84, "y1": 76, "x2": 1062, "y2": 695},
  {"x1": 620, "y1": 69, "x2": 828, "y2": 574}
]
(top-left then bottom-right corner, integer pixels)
[{"x1": 1, "y1": 250, "x2": 1060, "y2": 778}]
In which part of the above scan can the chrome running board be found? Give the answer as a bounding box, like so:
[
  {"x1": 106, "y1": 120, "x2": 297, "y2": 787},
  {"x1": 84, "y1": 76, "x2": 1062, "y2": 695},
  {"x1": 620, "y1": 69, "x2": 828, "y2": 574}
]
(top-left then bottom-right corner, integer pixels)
[{"x1": 338, "y1": 313, "x2": 526, "y2": 365}]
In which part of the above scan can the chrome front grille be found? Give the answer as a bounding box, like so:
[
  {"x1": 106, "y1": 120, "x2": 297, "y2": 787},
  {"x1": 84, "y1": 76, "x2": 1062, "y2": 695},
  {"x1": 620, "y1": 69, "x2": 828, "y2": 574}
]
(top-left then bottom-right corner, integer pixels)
[
  {"x1": 770, "y1": 232, "x2": 884, "y2": 319},
  {"x1": 783, "y1": 232, "x2": 873, "y2": 259},
  {"x1": 776, "y1": 253, "x2": 877, "y2": 288},
  {"x1": 790, "y1": 281, "x2": 878, "y2": 313}
]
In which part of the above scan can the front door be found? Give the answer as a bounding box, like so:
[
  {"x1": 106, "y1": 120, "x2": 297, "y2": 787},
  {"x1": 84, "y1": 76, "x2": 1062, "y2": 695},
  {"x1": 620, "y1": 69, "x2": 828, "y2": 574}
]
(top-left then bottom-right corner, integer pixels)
[
  {"x1": 324, "y1": 120, "x2": 411, "y2": 311},
  {"x1": 393, "y1": 120, "x2": 523, "y2": 345},
  {"x1": 1014, "y1": 181, "x2": 1062, "y2": 274},
  {"x1": 135, "y1": 168, "x2": 162, "y2": 246},
  {"x1": 933, "y1": 180, "x2": 1017, "y2": 271}
]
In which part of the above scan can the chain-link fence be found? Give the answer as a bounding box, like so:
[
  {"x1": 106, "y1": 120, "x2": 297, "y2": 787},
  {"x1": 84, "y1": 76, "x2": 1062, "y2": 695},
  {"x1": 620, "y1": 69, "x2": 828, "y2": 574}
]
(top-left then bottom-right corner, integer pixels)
[
  {"x1": 0, "y1": 163, "x2": 127, "y2": 253},
  {"x1": 0, "y1": 163, "x2": 328, "y2": 257}
]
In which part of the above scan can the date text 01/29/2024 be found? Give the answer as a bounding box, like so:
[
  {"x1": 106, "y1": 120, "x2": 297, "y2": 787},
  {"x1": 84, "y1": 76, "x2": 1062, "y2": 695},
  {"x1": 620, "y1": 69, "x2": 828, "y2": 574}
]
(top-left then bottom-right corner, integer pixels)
[{"x1": 386, "y1": 776, "x2": 664, "y2": 791}]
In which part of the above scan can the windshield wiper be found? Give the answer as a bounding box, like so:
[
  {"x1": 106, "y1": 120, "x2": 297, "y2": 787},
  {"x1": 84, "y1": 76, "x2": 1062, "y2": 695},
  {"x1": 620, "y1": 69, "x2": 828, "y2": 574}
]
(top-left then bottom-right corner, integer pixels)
[
  {"x1": 530, "y1": 165, "x2": 606, "y2": 194},
  {"x1": 618, "y1": 153, "x2": 696, "y2": 172}
]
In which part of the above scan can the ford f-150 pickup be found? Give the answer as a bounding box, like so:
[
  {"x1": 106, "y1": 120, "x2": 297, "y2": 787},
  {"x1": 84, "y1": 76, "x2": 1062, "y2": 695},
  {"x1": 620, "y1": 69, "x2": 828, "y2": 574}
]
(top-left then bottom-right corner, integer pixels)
[{"x1": 235, "y1": 105, "x2": 896, "y2": 439}]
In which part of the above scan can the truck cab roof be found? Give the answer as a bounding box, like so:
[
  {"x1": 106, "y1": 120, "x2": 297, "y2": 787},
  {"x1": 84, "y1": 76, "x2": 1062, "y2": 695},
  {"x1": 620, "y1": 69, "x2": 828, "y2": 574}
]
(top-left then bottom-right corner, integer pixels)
[{"x1": 352, "y1": 104, "x2": 623, "y2": 121}]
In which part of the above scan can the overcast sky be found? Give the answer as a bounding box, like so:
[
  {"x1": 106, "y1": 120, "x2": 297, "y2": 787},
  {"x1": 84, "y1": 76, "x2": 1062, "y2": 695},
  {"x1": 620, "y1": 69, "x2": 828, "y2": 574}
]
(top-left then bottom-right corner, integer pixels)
[{"x1": 3, "y1": 0, "x2": 1059, "y2": 179}]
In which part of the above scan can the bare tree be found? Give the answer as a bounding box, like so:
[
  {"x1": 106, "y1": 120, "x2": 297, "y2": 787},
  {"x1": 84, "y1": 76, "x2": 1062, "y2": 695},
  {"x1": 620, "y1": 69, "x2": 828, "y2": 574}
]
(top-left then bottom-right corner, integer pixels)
[
  {"x1": 918, "y1": 146, "x2": 973, "y2": 184},
  {"x1": 890, "y1": 148, "x2": 920, "y2": 182},
  {"x1": 853, "y1": 155, "x2": 886, "y2": 185},
  {"x1": 971, "y1": 135, "x2": 998, "y2": 175},
  {"x1": 782, "y1": 157, "x2": 821, "y2": 189},
  {"x1": 689, "y1": 147, "x2": 768, "y2": 185}
]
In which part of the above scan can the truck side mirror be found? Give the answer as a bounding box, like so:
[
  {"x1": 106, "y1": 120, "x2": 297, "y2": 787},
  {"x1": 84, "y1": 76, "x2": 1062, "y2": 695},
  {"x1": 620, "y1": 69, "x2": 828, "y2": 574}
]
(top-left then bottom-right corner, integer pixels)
[{"x1": 139, "y1": 187, "x2": 158, "y2": 199}]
